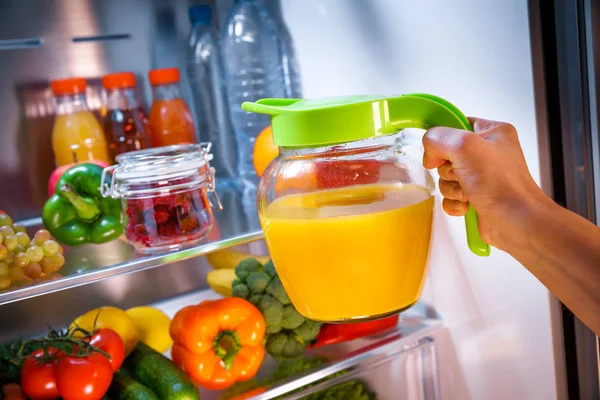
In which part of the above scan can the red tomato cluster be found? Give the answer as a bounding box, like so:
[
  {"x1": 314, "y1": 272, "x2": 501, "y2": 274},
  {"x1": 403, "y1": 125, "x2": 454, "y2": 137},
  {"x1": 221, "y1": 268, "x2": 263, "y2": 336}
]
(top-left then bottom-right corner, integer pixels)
[{"x1": 20, "y1": 329, "x2": 124, "y2": 400}]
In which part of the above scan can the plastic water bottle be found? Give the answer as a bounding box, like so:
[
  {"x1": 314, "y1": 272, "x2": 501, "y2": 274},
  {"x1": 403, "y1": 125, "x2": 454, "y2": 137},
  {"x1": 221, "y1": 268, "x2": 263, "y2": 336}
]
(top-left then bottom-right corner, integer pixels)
[
  {"x1": 222, "y1": 0, "x2": 292, "y2": 186},
  {"x1": 186, "y1": 5, "x2": 238, "y2": 183},
  {"x1": 277, "y1": 16, "x2": 302, "y2": 98}
]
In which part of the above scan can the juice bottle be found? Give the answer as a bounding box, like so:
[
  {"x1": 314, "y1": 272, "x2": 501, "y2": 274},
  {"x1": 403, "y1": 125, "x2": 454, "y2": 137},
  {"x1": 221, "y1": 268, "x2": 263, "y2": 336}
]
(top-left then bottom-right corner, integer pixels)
[
  {"x1": 148, "y1": 68, "x2": 197, "y2": 147},
  {"x1": 102, "y1": 72, "x2": 152, "y2": 163},
  {"x1": 50, "y1": 78, "x2": 110, "y2": 166}
]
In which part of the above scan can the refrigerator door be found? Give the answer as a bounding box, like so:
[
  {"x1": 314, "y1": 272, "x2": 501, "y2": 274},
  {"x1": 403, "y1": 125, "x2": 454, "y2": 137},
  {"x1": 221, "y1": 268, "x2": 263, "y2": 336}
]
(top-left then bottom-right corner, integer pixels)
[
  {"x1": 531, "y1": 0, "x2": 600, "y2": 398},
  {"x1": 282, "y1": 1, "x2": 557, "y2": 399}
]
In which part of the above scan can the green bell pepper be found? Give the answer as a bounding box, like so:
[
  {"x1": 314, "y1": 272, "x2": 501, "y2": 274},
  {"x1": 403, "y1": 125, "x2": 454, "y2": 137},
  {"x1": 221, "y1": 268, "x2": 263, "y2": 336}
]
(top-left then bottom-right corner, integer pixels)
[{"x1": 42, "y1": 163, "x2": 123, "y2": 246}]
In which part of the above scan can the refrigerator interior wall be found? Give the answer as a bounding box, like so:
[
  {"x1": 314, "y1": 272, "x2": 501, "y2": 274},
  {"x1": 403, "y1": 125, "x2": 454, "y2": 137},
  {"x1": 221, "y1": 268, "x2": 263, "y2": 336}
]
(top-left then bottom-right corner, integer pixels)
[
  {"x1": 0, "y1": 0, "x2": 192, "y2": 219},
  {"x1": 0, "y1": 0, "x2": 280, "y2": 220},
  {"x1": 280, "y1": 0, "x2": 556, "y2": 399},
  {"x1": 0, "y1": 0, "x2": 275, "y2": 341}
]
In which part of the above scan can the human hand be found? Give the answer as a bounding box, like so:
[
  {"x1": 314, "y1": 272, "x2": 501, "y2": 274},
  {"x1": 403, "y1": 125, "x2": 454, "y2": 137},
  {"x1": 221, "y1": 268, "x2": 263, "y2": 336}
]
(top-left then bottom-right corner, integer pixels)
[{"x1": 422, "y1": 118, "x2": 549, "y2": 250}]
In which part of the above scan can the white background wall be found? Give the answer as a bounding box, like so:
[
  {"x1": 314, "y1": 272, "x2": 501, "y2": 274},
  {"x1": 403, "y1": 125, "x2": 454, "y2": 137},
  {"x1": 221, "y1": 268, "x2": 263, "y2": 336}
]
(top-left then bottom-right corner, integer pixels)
[{"x1": 280, "y1": 1, "x2": 556, "y2": 399}]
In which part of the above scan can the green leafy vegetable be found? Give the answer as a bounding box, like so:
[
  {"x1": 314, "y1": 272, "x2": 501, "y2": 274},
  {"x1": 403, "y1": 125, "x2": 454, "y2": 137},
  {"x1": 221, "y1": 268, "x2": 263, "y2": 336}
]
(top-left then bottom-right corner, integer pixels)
[{"x1": 0, "y1": 338, "x2": 42, "y2": 385}]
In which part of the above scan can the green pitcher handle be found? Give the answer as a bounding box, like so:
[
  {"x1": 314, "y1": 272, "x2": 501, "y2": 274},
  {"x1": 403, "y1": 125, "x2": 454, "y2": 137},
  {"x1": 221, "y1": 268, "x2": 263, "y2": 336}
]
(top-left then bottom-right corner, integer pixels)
[{"x1": 387, "y1": 93, "x2": 490, "y2": 257}]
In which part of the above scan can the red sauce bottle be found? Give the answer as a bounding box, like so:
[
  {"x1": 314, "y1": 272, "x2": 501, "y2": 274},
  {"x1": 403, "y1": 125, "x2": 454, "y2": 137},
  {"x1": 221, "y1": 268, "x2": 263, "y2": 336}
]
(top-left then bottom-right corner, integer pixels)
[
  {"x1": 102, "y1": 72, "x2": 152, "y2": 163},
  {"x1": 148, "y1": 68, "x2": 197, "y2": 147}
]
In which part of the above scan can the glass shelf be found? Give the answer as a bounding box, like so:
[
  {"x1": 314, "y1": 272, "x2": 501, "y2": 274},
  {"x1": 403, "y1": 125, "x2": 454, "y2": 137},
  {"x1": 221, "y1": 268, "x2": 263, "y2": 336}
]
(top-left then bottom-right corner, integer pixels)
[
  {"x1": 156, "y1": 289, "x2": 442, "y2": 400},
  {"x1": 0, "y1": 185, "x2": 263, "y2": 306}
]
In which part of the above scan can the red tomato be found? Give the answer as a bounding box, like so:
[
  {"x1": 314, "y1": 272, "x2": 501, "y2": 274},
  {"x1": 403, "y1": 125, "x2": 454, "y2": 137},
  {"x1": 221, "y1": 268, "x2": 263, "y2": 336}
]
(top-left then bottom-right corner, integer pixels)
[
  {"x1": 20, "y1": 348, "x2": 60, "y2": 400},
  {"x1": 56, "y1": 353, "x2": 113, "y2": 400},
  {"x1": 87, "y1": 328, "x2": 125, "y2": 372}
]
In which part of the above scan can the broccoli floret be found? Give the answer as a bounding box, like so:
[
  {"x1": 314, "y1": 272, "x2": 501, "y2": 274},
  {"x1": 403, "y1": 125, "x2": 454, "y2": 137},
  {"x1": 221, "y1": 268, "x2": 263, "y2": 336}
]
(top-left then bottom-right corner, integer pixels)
[
  {"x1": 263, "y1": 260, "x2": 277, "y2": 278},
  {"x1": 294, "y1": 320, "x2": 322, "y2": 342},
  {"x1": 281, "y1": 305, "x2": 305, "y2": 330},
  {"x1": 265, "y1": 332, "x2": 287, "y2": 357},
  {"x1": 235, "y1": 258, "x2": 262, "y2": 281},
  {"x1": 265, "y1": 277, "x2": 291, "y2": 305},
  {"x1": 231, "y1": 282, "x2": 249, "y2": 299},
  {"x1": 248, "y1": 294, "x2": 263, "y2": 306},
  {"x1": 234, "y1": 258, "x2": 325, "y2": 361},
  {"x1": 265, "y1": 332, "x2": 304, "y2": 360},
  {"x1": 266, "y1": 325, "x2": 282, "y2": 334},
  {"x1": 281, "y1": 335, "x2": 305, "y2": 359},
  {"x1": 258, "y1": 294, "x2": 284, "y2": 328},
  {"x1": 246, "y1": 271, "x2": 271, "y2": 293}
]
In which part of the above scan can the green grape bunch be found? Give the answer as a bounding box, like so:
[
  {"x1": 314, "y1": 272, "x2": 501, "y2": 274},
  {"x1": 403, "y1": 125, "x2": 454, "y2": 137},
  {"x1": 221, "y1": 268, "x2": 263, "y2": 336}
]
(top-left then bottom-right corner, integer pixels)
[{"x1": 0, "y1": 213, "x2": 65, "y2": 290}]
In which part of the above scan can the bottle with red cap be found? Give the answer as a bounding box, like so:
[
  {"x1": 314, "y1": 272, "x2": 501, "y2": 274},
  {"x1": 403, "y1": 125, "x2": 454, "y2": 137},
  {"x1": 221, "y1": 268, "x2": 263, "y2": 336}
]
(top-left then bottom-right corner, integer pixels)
[
  {"x1": 102, "y1": 72, "x2": 152, "y2": 163},
  {"x1": 50, "y1": 78, "x2": 110, "y2": 166},
  {"x1": 147, "y1": 67, "x2": 197, "y2": 147}
]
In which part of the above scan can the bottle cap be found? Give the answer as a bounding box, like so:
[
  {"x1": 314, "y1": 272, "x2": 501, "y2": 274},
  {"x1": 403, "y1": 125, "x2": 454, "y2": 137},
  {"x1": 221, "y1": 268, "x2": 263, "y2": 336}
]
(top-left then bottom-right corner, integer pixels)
[
  {"x1": 50, "y1": 78, "x2": 87, "y2": 96},
  {"x1": 148, "y1": 68, "x2": 180, "y2": 86},
  {"x1": 102, "y1": 72, "x2": 136, "y2": 89}
]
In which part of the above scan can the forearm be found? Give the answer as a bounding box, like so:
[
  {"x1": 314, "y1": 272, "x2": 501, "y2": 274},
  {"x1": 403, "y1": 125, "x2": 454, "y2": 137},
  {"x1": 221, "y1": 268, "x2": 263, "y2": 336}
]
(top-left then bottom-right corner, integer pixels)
[{"x1": 504, "y1": 197, "x2": 600, "y2": 335}]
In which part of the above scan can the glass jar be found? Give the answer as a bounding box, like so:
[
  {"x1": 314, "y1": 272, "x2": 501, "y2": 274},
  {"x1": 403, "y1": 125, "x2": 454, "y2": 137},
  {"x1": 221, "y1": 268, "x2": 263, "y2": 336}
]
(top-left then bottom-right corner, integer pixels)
[
  {"x1": 101, "y1": 143, "x2": 222, "y2": 253},
  {"x1": 243, "y1": 94, "x2": 489, "y2": 323}
]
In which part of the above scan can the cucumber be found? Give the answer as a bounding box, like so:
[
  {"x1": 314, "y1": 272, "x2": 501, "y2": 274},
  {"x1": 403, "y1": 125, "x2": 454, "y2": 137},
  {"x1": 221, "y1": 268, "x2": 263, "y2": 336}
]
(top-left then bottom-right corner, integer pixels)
[
  {"x1": 108, "y1": 370, "x2": 159, "y2": 400},
  {"x1": 124, "y1": 342, "x2": 199, "y2": 400}
]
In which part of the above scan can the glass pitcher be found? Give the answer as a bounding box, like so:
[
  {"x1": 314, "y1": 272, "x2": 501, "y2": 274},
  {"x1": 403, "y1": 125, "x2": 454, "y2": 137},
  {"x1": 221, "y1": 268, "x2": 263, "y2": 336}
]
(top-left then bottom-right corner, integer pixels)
[{"x1": 242, "y1": 94, "x2": 489, "y2": 323}]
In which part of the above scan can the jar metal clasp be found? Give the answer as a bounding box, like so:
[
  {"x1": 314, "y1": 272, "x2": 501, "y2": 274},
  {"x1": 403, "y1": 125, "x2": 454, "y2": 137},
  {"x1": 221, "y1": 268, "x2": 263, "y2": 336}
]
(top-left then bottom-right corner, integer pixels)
[
  {"x1": 200, "y1": 142, "x2": 223, "y2": 211},
  {"x1": 100, "y1": 164, "x2": 120, "y2": 198}
]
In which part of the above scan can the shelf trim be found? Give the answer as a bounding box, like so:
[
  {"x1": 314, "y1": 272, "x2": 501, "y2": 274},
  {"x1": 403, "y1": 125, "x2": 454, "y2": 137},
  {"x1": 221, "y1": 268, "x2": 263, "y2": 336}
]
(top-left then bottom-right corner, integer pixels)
[
  {"x1": 0, "y1": 230, "x2": 263, "y2": 306},
  {"x1": 255, "y1": 320, "x2": 442, "y2": 400}
]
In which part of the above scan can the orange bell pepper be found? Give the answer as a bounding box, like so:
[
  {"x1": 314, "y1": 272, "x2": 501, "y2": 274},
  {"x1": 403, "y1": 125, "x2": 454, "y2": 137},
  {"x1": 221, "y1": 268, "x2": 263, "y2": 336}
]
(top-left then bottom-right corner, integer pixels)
[{"x1": 170, "y1": 297, "x2": 266, "y2": 390}]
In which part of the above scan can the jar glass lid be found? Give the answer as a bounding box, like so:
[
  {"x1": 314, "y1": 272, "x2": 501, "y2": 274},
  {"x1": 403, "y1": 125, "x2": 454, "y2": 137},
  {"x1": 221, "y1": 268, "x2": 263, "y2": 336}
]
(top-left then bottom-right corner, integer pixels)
[{"x1": 101, "y1": 143, "x2": 215, "y2": 198}]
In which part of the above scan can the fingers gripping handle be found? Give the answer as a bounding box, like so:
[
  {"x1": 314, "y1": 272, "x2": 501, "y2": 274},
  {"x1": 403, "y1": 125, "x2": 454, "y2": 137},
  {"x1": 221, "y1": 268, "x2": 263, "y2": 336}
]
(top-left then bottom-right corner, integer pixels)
[{"x1": 388, "y1": 93, "x2": 491, "y2": 257}]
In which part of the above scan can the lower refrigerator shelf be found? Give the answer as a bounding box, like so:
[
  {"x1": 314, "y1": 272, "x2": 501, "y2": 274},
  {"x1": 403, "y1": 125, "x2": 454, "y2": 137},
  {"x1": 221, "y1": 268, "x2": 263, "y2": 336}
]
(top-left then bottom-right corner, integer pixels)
[{"x1": 154, "y1": 289, "x2": 442, "y2": 400}]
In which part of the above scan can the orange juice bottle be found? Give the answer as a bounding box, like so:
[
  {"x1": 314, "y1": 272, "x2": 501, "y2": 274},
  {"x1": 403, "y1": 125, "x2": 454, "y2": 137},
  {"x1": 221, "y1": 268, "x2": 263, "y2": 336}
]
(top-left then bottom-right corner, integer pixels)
[
  {"x1": 50, "y1": 78, "x2": 110, "y2": 166},
  {"x1": 148, "y1": 68, "x2": 197, "y2": 147}
]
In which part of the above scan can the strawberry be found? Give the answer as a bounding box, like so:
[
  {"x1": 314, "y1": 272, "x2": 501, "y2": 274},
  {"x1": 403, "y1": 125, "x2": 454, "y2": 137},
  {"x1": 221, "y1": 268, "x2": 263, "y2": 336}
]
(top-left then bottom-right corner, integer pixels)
[{"x1": 153, "y1": 205, "x2": 171, "y2": 224}]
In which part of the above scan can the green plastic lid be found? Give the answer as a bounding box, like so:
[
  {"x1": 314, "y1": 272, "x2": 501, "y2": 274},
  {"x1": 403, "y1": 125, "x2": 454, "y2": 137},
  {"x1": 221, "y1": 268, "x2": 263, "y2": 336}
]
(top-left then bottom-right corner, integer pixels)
[
  {"x1": 242, "y1": 93, "x2": 491, "y2": 258},
  {"x1": 241, "y1": 94, "x2": 472, "y2": 147}
]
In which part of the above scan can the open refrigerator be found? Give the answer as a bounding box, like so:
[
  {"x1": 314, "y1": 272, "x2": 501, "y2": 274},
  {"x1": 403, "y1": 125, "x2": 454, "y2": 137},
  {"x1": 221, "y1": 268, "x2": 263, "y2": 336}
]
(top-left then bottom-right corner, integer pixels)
[{"x1": 0, "y1": 0, "x2": 598, "y2": 399}]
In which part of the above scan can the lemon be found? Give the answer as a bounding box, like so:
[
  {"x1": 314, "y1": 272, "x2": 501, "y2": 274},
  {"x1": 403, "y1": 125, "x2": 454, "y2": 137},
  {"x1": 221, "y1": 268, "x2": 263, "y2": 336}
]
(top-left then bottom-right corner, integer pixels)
[
  {"x1": 71, "y1": 306, "x2": 139, "y2": 355},
  {"x1": 126, "y1": 306, "x2": 172, "y2": 354}
]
